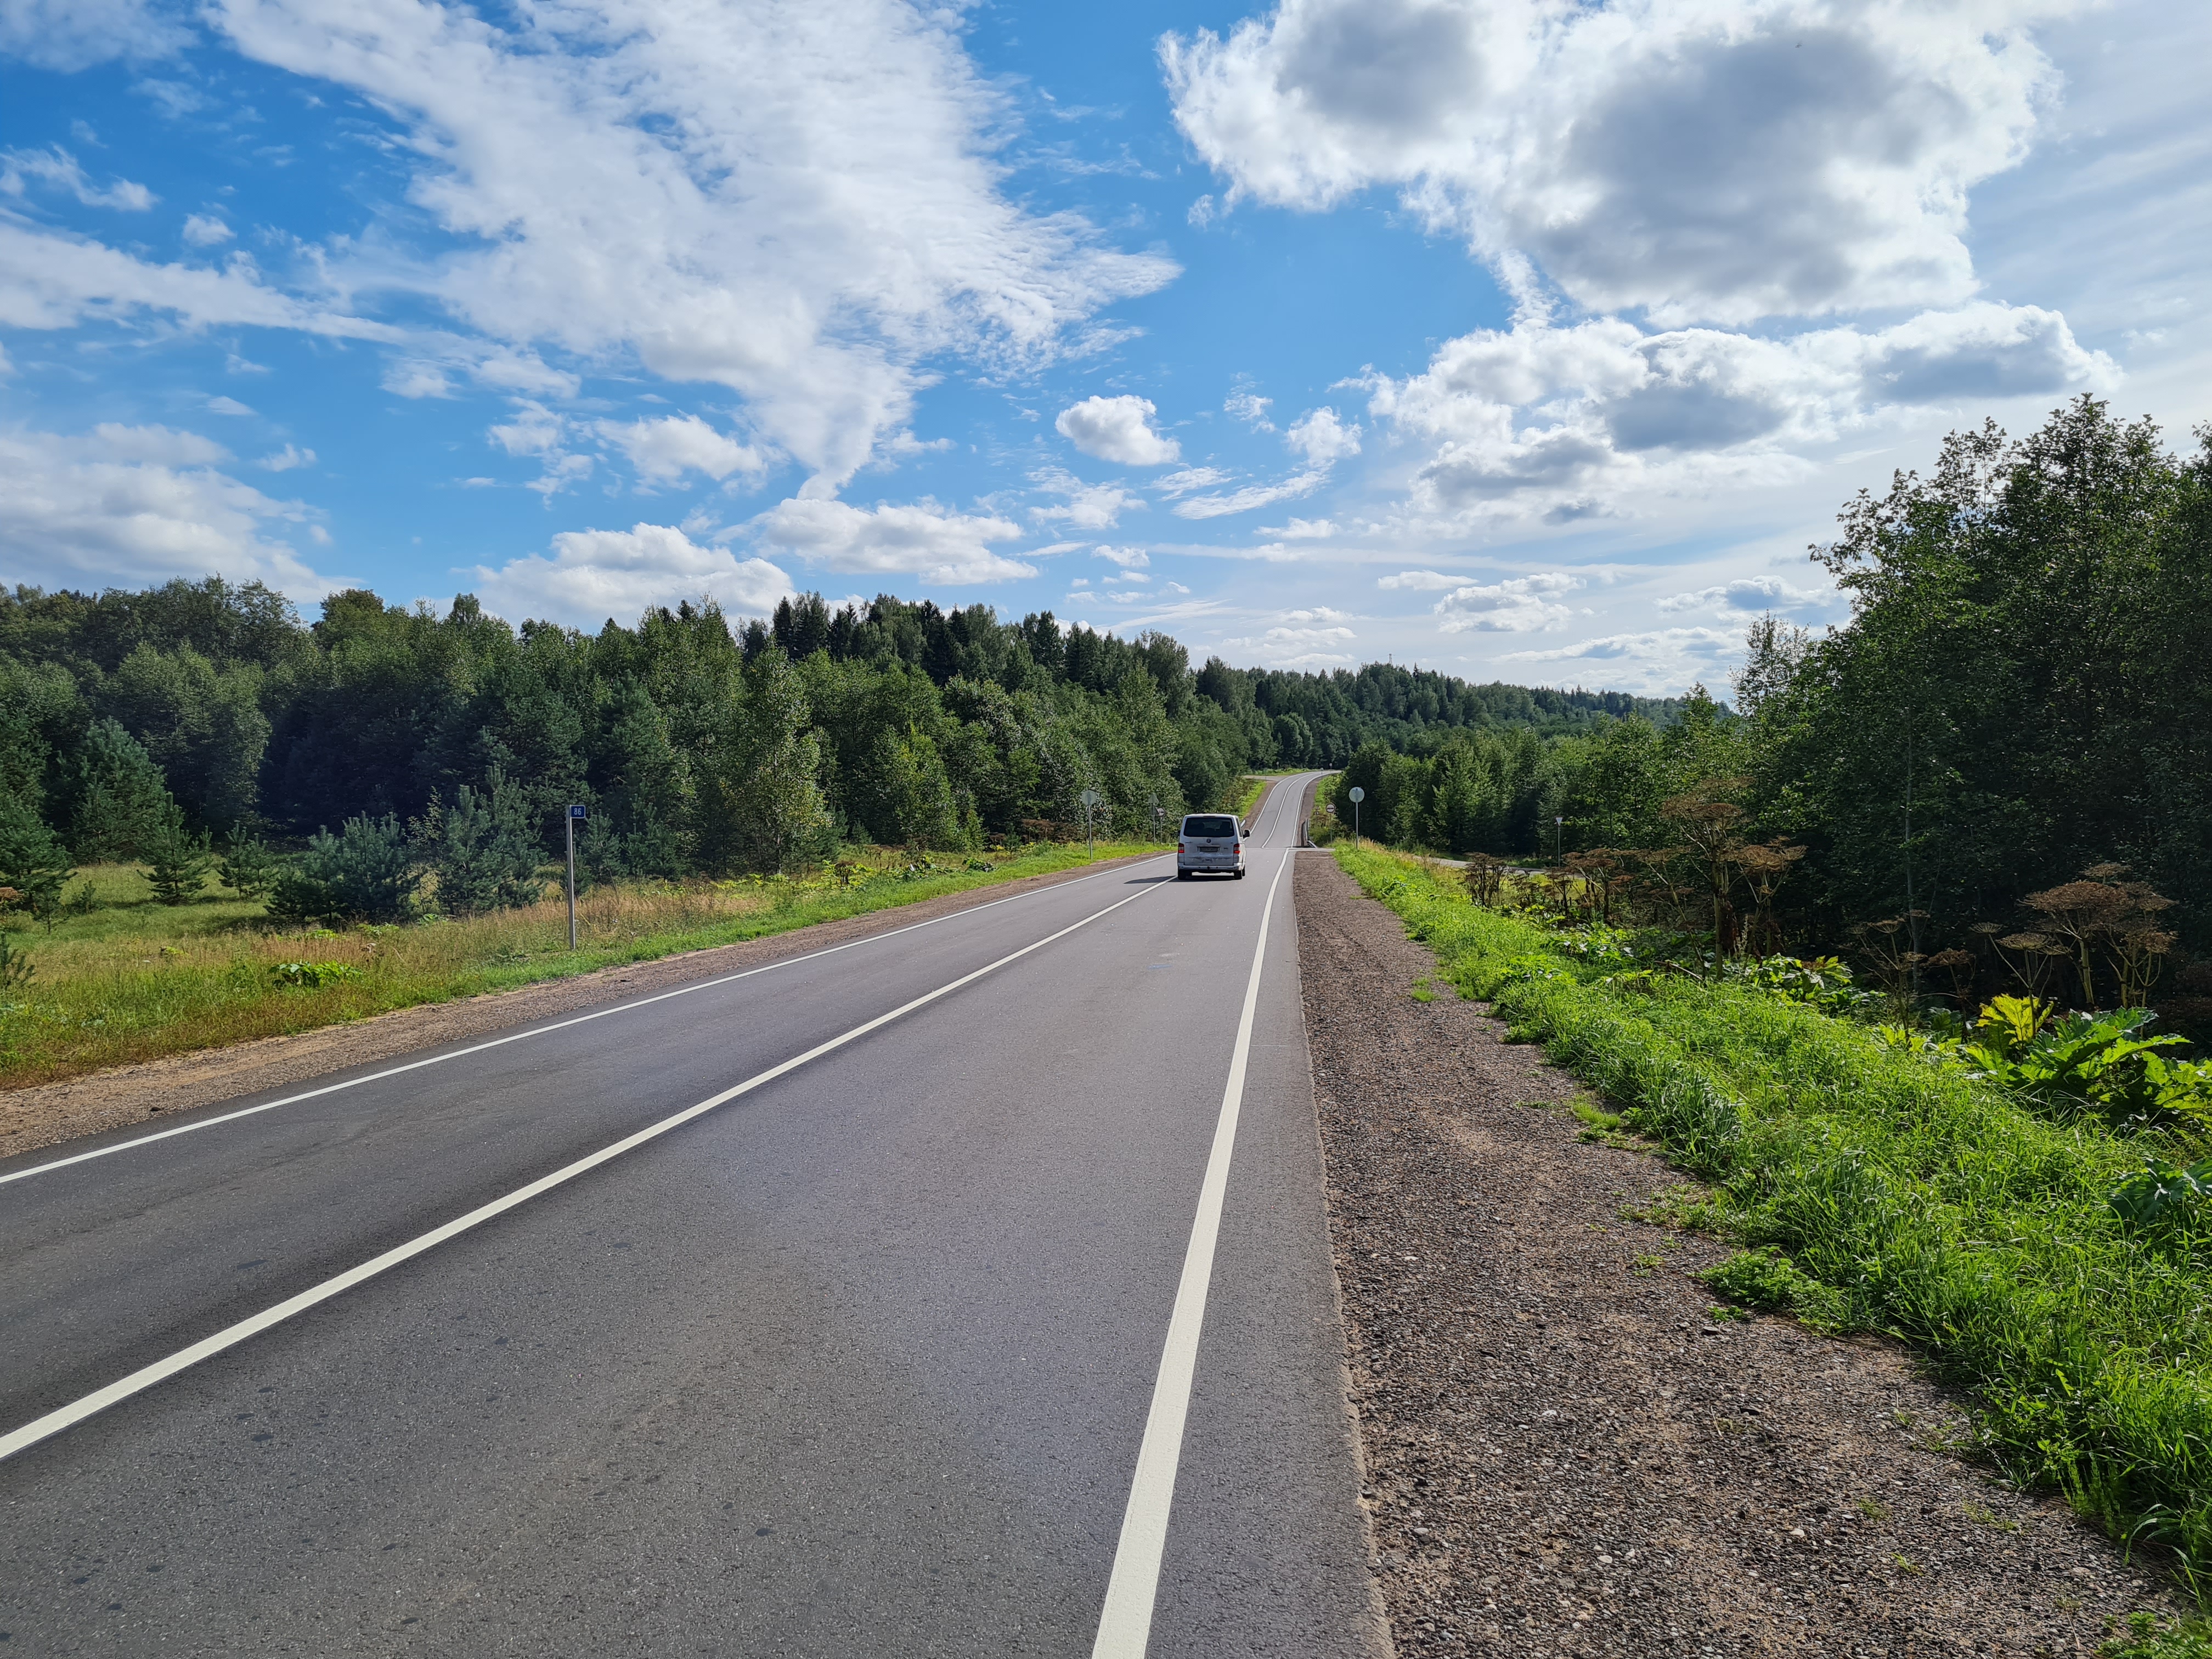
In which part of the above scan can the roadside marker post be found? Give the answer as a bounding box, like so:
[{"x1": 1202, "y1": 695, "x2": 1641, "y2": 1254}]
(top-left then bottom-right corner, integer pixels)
[
  {"x1": 1348, "y1": 784, "x2": 1364, "y2": 847},
  {"x1": 565, "y1": 804, "x2": 586, "y2": 950}
]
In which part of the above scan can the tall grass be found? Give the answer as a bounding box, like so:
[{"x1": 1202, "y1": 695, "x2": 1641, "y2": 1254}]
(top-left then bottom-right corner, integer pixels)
[
  {"x1": 0, "y1": 844, "x2": 1161, "y2": 1089},
  {"x1": 1336, "y1": 843, "x2": 2212, "y2": 1593}
]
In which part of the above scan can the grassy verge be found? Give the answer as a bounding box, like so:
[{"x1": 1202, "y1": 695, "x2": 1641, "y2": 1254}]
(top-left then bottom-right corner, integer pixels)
[
  {"x1": 0, "y1": 842, "x2": 1163, "y2": 1090},
  {"x1": 1335, "y1": 842, "x2": 2212, "y2": 1598},
  {"x1": 1232, "y1": 774, "x2": 1277, "y2": 821}
]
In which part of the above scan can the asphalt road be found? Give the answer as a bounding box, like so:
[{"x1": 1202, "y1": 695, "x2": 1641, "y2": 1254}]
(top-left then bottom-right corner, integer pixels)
[{"x1": 0, "y1": 775, "x2": 1384, "y2": 1657}]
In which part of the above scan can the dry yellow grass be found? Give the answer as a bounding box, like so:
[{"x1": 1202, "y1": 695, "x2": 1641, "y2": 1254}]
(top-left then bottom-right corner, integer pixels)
[{"x1": 0, "y1": 844, "x2": 1158, "y2": 1089}]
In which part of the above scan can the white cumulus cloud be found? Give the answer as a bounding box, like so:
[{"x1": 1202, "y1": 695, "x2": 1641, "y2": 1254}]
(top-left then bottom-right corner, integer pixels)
[
  {"x1": 1163, "y1": 0, "x2": 2065, "y2": 326},
  {"x1": 181, "y1": 213, "x2": 233, "y2": 247},
  {"x1": 1429, "y1": 571, "x2": 1580, "y2": 634},
  {"x1": 1285, "y1": 406, "x2": 1360, "y2": 464},
  {"x1": 597, "y1": 414, "x2": 769, "y2": 486},
  {"x1": 469, "y1": 522, "x2": 793, "y2": 626},
  {"x1": 0, "y1": 423, "x2": 336, "y2": 595},
  {"x1": 1055, "y1": 393, "x2": 1182, "y2": 465},
  {"x1": 759, "y1": 497, "x2": 1034, "y2": 584}
]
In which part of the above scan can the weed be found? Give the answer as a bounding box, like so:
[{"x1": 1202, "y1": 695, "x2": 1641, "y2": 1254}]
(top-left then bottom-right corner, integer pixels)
[
  {"x1": 1336, "y1": 843, "x2": 2212, "y2": 1589},
  {"x1": 2100, "y1": 1612, "x2": 2212, "y2": 1658},
  {"x1": 1630, "y1": 1253, "x2": 1668, "y2": 1277},
  {"x1": 1572, "y1": 1101, "x2": 1626, "y2": 1133},
  {"x1": 1854, "y1": 1496, "x2": 1891, "y2": 1521},
  {"x1": 1411, "y1": 977, "x2": 1437, "y2": 1003},
  {"x1": 269, "y1": 961, "x2": 363, "y2": 990},
  {"x1": 1892, "y1": 1554, "x2": 1924, "y2": 1576},
  {"x1": 1962, "y1": 1500, "x2": 2021, "y2": 1532}
]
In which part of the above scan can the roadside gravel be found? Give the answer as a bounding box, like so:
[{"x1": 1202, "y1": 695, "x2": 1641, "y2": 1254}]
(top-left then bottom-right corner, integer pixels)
[
  {"x1": 0, "y1": 850, "x2": 1163, "y2": 1163},
  {"x1": 1295, "y1": 849, "x2": 2186, "y2": 1657}
]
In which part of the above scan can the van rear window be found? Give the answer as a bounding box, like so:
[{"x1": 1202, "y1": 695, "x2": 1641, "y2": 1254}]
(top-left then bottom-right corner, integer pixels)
[{"x1": 1183, "y1": 816, "x2": 1238, "y2": 838}]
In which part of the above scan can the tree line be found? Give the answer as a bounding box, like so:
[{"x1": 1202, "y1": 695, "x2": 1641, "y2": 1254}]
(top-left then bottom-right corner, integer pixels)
[
  {"x1": 0, "y1": 575, "x2": 1684, "y2": 922},
  {"x1": 1329, "y1": 398, "x2": 2212, "y2": 983}
]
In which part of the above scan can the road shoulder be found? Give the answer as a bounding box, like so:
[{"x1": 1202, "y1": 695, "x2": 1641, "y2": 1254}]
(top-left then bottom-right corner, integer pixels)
[
  {"x1": 1, "y1": 850, "x2": 1164, "y2": 1164},
  {"x1": 1294, "y1": 850, "x2": 2182, "y2": 1656}
]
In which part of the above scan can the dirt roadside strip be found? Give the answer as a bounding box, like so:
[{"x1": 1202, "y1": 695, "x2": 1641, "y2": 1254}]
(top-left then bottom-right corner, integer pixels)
[
  {"x1": 0, "y1": 849, "x2": 1169, "y2": 1164},
  {"x1": 1295, "y1": 850, "x2": 2186, "y2": 1658}
]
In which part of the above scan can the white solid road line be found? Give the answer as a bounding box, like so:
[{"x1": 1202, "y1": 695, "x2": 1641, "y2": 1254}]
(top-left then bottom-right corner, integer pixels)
[
  {"x1": 0, "y1": 851, "x2": 1173, "y2": 1189},
  {"x1": 0, "y1": 874, "x2": 1171, "y2": 1466},
  {"x1": 1090, "y1": 843, "x2": 1291, "y2": 1659}
]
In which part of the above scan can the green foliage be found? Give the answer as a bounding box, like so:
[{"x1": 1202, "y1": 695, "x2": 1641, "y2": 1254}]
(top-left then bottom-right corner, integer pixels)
[
  {"x1": 2100, "y1": 1612, "x2": 2212, "y2": 1659},
  {"x1": 0, "y1": 790, "x2": 74, "y2": 929},
  {"x1": 0, "y1": 930, "x2": 33, "y2": 996},
  {"x1": 140, "y1": 798, "x2": 216, "y2": 905},
  {"x1": 216, "y1": 828, "x2": 279, "y2": 899},
  {"x1": 1698, "y1": 1247, "x2": 1849, "y2": 1330},
  {"x1": 1751, "y1": 396, "x2": 2212, "y2": 954},
  {"x1": 269, "y1": 814, "x2": 418, "y2": 924},
  {"x1": 103, "y1": 641, "x2": 269, "y2": 830},
  {"x1": 2109, "y1": 1157, "x2": 2212, "y2": 1244},
  {"x1": 1337, "y1": 844, "x2": 2212, "y2": 1587},
  {"x1": 417, "y1": 770, "x2": 544, "y2": 916},
  {"x1": 67, "y1": 716, "x2": 174, "y2": 861},
  {"x1": 269, "y1": 960, "x2": 364, "y2": 990}
]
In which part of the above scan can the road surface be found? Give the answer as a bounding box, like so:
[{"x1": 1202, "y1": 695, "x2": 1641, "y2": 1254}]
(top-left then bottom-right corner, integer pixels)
[{"x1": 0, "y1": 774, "x2": 1381, "y2": 1656}]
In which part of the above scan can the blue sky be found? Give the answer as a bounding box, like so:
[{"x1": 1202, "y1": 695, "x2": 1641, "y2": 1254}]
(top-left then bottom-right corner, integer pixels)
[{"x1": 3, "y1": 0, "x2": 2207, "y2": 693}]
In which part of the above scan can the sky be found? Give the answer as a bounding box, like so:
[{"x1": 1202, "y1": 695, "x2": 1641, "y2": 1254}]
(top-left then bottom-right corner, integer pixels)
[{"x1": 2, "y1": 0, "x2": 2207, "y2": 696}]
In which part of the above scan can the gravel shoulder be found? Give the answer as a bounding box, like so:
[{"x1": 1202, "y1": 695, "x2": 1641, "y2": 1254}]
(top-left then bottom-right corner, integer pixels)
[
  {"x1": 0, "y1": 851, "x2": 1160, "y2": 1164},
  {"x1": 1294, "y1": 849, "x2": 2184, "y2": 1658}
]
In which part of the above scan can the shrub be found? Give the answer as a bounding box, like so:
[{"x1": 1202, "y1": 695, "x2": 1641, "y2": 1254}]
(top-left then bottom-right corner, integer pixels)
[
  {"x1": 269, "y1": 814, "x2": 417, "y2": 924},
  {"x1": 418, "y1": 771, "x2": 543, "y2": 916},
  {"x1": 141, "y1": 800, "x2": 215, "y2": 905},
  {"x1": 216, "y1": 828, "x2": 279, "y2": 899},
  {"x1": 268, "y1": 961, "x2": 362, "y2": 990}
]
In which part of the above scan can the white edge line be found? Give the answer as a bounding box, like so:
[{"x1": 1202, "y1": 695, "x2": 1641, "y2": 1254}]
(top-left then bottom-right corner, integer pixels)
[
  {"x1": 1089, "y1": 844, "x2": 1289, "y2": 1659},
  {"x1": 0, "y1": 874, "x2": 1170, "y2": 1466},
  {"x1": 1, "y1": 851, "x2": 1173, "y2": 1188}
]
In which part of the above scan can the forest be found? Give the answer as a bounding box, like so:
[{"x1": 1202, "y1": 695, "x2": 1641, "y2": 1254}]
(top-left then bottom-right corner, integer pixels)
[
  {"x1": 1326, "y1": 398, "x2": 2212, "y2": 996},
  {"x1": 0, "y1": 565, "x2": 1680, "y2": 926}
]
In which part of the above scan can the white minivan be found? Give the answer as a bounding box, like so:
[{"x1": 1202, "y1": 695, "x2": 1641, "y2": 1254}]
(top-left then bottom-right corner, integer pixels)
[{"x1": 1176, "y1": 813, "x2": 1245, "y2": 879}]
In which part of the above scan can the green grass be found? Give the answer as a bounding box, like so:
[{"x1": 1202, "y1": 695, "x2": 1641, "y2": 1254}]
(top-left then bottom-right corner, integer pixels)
[
  {"x1": 1336, "y1": 843, "x2": 2212, "y2": 1595},
  {"x1": 0, "y1": 842, "x2": 1165, "y2": 1090}
]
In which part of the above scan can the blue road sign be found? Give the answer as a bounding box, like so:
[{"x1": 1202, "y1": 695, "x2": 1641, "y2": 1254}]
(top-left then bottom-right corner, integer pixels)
[{"x1": 568, "y1": 804, "x2": 587, "y2": 819}]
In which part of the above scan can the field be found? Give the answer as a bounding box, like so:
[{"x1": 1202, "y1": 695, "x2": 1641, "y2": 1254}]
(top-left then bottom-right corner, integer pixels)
[
  {"x1": 0, "y1": 842, "x2": 1163, "y2": 1090},
  {"x1": 1335, "y1": 843, "x2": 2212, "y2": 1604}
]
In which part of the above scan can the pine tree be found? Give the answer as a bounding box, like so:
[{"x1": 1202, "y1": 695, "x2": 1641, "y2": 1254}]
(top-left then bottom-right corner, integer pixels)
[
  {"x1": 69, "y1": 718, "x2": 174, "y2": 861},
  {"x1": 420, "y1": 769, "x2": 544, "y2": 916},
  {"x1": 216, "y1": 827, "x2": 279, "y2": 899},
  {"x1": 0, "y1": 794, "x2": 74, "y2": 932},
  {"x1": 142, "y1": 799, "x2": 216, "y2": 905}
]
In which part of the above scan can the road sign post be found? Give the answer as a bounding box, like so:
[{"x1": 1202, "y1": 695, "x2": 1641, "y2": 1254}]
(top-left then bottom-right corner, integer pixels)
[
  {"x1": 1079, "y1": 789, "x2": 1102, "y2": 857},
  {"x1": 1347, "y1": 785, "x2": 1364, "y2": 847},
  {"x1": 565, "y1": 804, "x2": 586, "y2": 950}
]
